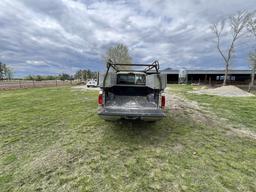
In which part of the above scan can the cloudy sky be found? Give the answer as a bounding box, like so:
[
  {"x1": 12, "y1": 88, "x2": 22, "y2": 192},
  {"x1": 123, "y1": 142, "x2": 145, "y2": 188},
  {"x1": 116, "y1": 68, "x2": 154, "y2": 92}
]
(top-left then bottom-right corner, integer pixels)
[{"x1": 0, "y1": 0, "x2": 255, "y2": 77}]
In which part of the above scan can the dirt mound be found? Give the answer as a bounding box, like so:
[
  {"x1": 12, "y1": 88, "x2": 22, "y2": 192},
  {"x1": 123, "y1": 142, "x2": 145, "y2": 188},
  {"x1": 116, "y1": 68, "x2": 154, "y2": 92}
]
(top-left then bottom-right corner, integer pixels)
[{"x1": 192, "y1": 85, "x2": 255, "y2": 97}]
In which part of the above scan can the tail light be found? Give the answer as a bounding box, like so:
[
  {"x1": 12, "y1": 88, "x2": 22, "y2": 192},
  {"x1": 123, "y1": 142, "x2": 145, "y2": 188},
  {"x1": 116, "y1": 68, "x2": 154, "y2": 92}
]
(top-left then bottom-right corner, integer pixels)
[
  {"x1": 161, "y1": 95, "x2": 166, "y2": 109},
  {"x1": 98, "y1": 91, "x2": 103, "y2": 105}
]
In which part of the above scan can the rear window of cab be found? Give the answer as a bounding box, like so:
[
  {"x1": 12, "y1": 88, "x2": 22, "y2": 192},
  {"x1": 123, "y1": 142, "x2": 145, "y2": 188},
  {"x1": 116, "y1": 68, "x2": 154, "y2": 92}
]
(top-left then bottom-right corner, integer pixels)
[{"x1": 117, "y1": 74, "x2": 146, "y2": 85}]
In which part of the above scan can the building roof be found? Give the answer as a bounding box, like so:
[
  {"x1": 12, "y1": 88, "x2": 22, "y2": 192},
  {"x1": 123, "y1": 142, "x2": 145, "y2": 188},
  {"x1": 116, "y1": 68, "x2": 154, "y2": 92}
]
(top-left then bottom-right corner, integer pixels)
[{"x1": 161, "y1": 69, "x2": 251, "y2": 75}]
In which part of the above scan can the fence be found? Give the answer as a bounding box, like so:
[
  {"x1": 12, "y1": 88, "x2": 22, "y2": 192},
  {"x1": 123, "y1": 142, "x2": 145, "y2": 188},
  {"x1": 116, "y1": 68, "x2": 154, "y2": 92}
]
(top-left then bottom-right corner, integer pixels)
[{"x1": 0, "y1": 80, "x2": 79, "y2": 90}]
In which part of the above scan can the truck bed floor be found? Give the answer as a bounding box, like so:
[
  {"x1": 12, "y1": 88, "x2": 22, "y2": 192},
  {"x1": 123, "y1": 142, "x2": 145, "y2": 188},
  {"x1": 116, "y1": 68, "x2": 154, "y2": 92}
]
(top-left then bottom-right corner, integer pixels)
[{"x1": 105, "y1": 96, "x2": 157, "y2": 109}]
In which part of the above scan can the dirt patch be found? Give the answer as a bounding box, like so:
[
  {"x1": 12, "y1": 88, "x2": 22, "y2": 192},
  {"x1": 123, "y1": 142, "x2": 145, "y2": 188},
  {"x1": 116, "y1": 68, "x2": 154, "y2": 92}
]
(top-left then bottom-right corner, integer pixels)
[
  {"x1": 72, "y1": 85, "x2": 100, "y2": 91},
  {"x1": 165, "y1": 89, "x2": 256, "y2": 140},
  {"x1": 26, "y1": 146, "x2": 71, "y2": 173},
  {"x1": 172, "y1": 143, "x2": 184, "y2": 153},
  {"x1": 166, "y1": 88, "x2": 212, "y2": 124},
  {"x1": 191, "y1": 85, "x2": 255, "y2": 97},
  {"x1": 226, "y1": 127, "x2": 256, "y2": 140}
]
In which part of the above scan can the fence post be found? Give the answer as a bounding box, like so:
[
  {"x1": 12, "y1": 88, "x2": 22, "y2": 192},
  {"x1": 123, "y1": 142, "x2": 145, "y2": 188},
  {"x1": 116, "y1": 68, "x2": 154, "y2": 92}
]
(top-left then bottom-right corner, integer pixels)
[
  {"x1": 33, "y1": 80, "x2": 35, "y2": 87},
  {"x1": 19, "y1": 80, "x2": 22, "y2": 88},
  {"x1": 56, "y1": 80, "x2": 58, "y2": 86},
  {"x1": 97, "y1": 72, "x2": 99, "y2": 86}
]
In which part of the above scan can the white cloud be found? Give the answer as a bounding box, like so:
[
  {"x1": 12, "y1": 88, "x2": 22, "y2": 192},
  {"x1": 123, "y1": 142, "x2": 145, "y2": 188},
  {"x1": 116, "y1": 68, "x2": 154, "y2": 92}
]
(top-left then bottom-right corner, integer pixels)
[{"x1": 0, "y1": 0, "x2": 255, "y2": 77}]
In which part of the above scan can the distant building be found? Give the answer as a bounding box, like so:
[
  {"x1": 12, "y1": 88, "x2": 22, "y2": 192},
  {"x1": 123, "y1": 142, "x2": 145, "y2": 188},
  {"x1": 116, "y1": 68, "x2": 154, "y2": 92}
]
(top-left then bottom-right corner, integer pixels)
[{"x1": 161, "y1": 69, "x2": 252, "y2": 84}]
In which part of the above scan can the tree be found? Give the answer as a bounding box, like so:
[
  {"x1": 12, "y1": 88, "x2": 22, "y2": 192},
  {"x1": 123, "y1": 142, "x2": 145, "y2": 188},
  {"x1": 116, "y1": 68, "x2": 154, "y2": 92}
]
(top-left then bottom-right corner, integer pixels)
[
  {"x1": 74, "y1": 70, "x2": 84, "y2": 80},
  {"x1": 247, "y1": 11, "x2": 256, "y2": 37},
  {"x1": 104, "y1": 43, "x2": 132, "y2": 70},
  {"x1": 247, "y1": 12, "x2": 256, "y2": 92},
  {"x1": 0, "y1": 62, "x2": 4, "y2": 80},
  {"x1": 0, "y1": 62, "x2": 13, "y2": 80},
  {"x1": 35, "y1": 75, "x2": 43, "y2": 81},
  {"x1": 26, "y1": 75, "x2": 34, "y2": 80},
  {"x1": 74, "y1": 69, "x2": 97, "y2": 81},
  {"x1": 5, "y1": 67, "x2": 13, "y2": 80},
  {"x1": 45, "y1": 75, "x2": 57, "y2": 80},
  {"x1": 248, "y1": 51, "x2": 256, "y2": 92},
  {"x1": 211, "y1": 11, "x2": 250, "y2": 86},
  {"x1": 59, "y1": 73, "x2": 72, "y2": 81}
]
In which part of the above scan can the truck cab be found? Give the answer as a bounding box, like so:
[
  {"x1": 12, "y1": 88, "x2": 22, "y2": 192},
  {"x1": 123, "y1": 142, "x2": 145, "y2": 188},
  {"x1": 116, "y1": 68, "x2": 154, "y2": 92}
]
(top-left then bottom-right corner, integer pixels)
[{"x1": 98, "y1": 60, "x2": 166, "y2": 121}]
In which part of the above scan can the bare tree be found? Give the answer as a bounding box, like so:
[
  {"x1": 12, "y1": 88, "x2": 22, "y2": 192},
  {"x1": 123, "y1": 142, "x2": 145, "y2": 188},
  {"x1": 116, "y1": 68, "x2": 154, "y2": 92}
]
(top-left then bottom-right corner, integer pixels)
[
  {"x1": 104, "y1": 43, "x2": 132, "y2": 70},
  {"x1": 0, "y1": 62, "x2": 14, "y2": 80},
  {"x1": 247, "y1": 12, "x2": 256, "y2": 92},
  {"x1": 248, "y1": 51, "x2": 256, "y2": 92},
  {"x1": 5, "y1": 67, "x2": 13, "y2": 80},
  {"x1": 247, "y1": 11, "x2": 256, "y2": 37},
  {"x1": 211, "y1": 11, "x2": 250, "y2": 86}
]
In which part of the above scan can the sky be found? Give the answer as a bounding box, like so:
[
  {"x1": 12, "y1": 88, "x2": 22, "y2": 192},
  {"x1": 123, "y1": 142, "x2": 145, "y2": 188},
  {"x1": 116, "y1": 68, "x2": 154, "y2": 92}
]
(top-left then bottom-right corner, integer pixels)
[{"x1": 0, "y1": 0, "x2": 255, "y2": 77}]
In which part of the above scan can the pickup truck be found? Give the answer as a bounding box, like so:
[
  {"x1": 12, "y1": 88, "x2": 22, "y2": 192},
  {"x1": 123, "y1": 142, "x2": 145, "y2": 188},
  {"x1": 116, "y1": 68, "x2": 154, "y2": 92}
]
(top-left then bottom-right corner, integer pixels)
[
  {"x1": 86, "y1": 79, "x2": 98, "y2": 87},
  {"x1": 97, "y1": 60, "x2": 166, "y2": 121}
]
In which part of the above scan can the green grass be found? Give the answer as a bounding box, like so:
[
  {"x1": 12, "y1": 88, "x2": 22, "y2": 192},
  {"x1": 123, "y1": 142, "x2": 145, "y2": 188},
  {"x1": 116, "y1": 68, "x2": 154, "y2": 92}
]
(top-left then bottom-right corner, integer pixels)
[{"x1": 1, "y1": 87, "x2": 256, "y2": 191}]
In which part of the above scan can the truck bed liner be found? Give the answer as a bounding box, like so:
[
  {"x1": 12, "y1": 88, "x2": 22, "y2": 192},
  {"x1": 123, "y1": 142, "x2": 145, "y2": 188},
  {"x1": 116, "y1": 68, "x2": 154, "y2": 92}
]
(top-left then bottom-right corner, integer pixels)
[{"x1": 105, "y1": 96, "x2": 157, "y2": 109}]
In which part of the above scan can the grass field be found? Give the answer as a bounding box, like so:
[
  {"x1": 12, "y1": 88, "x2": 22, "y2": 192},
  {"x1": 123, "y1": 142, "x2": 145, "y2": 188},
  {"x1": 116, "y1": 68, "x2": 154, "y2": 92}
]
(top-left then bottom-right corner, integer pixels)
[
  {"x1": 1, "y1": 86, "x2": 256, "y2": 191},
  {"x1": 171, "y1": 85, "x2": 256, "y2": 131}
]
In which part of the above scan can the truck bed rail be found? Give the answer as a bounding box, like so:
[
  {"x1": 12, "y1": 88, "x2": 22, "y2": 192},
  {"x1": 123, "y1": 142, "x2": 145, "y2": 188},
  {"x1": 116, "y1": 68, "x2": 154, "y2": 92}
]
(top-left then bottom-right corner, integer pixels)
[{"x1": 103, "y1": 60, "x2": 163, "y2": 90}]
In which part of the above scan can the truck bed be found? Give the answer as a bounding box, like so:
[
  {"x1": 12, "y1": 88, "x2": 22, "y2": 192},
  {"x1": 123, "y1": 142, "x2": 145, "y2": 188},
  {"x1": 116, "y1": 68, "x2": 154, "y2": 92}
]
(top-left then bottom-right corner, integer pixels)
[
  {"x1": 105, "y1": 96, "x2": 157, "y2": 109},
  {"x1": 99, "y1": 95, "x2": 165, "y2": 121},
  {"x1": 98, "y1": 61, "x2": 166, "y2": 121}
]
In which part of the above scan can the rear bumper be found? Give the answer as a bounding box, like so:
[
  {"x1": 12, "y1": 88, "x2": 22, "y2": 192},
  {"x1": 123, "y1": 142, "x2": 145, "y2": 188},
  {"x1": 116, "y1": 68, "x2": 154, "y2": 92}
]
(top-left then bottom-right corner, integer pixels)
[{"x1": 98, "y1": 107, "x2": 166, "y2": 121}]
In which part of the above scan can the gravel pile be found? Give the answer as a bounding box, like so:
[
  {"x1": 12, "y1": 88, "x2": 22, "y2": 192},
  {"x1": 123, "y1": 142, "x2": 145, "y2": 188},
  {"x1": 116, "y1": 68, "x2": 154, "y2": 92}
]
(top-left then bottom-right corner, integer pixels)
[{"x1": 191, "y1": 85, "x2": 255, "y2": 97}]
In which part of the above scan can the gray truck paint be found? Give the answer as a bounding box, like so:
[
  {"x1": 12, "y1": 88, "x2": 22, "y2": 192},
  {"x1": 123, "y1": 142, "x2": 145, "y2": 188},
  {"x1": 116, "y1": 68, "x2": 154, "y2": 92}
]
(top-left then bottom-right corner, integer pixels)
[{"x1": 98, "y1": 61, "x2": 166, "y2": 121}]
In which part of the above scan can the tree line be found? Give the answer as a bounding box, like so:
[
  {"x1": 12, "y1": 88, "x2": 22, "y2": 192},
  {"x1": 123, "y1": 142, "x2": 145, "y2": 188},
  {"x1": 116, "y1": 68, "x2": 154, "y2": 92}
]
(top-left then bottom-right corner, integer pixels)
[
  {"x1": 73, "y1": 69, "x2": 98, "y2": 81},
  {"x1": 211, "y1": 10, "x2": 256, "y2": 91},
  {"x1": 24, "y1": 69, "x2": 98, "y2": 81},
  {"x1": 25, "y1": 74, "x2": 69, "y2": 81},
  {"x1": 0, "y1": 62, "x2": 98, "y2": 81}
]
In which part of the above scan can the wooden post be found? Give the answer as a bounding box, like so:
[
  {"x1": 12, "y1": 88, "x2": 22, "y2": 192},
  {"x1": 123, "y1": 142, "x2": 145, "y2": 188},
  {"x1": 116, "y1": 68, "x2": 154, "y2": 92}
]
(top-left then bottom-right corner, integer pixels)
[
  {"x1": 33, "y1": 80, "x2": 35, "y2": 87},
  {"x1": 56, "y1": 80, "x2": 58, "y2": 86},
  {"x1": 19, "y1": 80, "x2": 22, "y2": 88}
]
